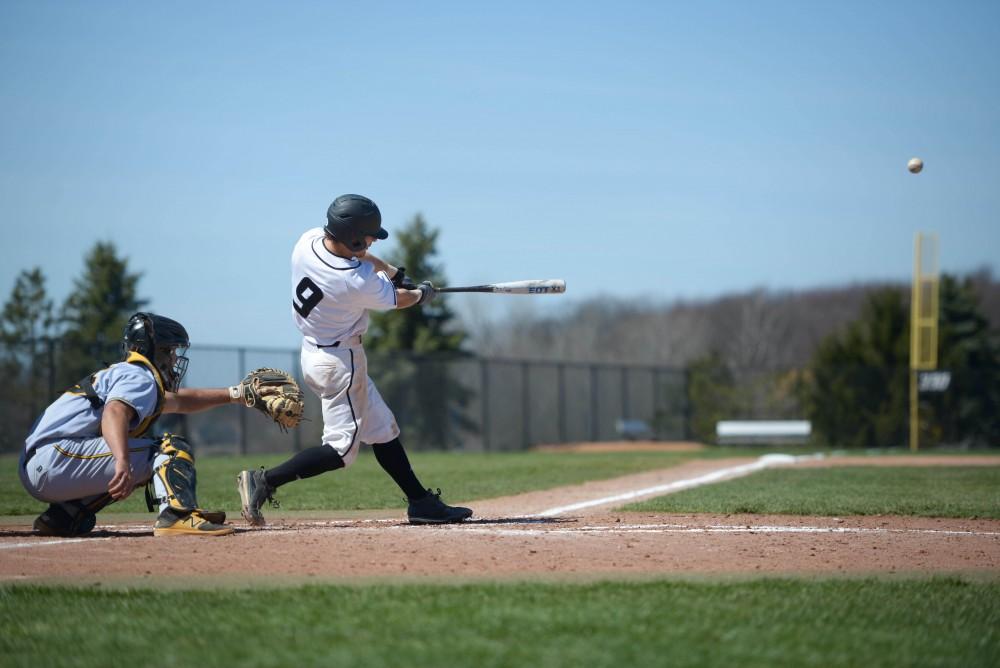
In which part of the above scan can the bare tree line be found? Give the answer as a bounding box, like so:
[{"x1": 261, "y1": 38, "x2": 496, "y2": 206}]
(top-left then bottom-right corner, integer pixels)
[{"x1": 467, "y1": 269, "x2": 1000, "y2": 370}]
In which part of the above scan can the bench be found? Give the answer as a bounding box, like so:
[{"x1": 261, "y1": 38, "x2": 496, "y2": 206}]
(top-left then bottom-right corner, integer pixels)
[
  {"x1": 616, "y1": 418, "x2": 654, "y2": 441},
  {"x1": 716, "y1": 420, "x2": 812, "y2": 445}
]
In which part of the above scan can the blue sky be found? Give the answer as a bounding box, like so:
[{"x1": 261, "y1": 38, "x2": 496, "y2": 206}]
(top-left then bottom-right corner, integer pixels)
[{"x1": 2, "y1": 1, "x2": 998, "y2": 348}]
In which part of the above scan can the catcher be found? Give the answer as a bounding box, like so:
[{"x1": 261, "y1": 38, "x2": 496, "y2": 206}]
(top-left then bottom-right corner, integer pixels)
[{"x1": 17, "y1": 312, "x2": 304, "y2": 537}]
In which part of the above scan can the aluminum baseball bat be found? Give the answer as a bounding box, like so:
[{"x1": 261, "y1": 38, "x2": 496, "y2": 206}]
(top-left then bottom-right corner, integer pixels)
[{"x1": 436, "y1": 279, "x2": 566, "y2": 294}]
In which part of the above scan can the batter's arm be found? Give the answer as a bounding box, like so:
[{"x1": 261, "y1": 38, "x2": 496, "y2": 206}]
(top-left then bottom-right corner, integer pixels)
[
  {"x1": 163, "y1": 388, "x2": 239, "y2": 414},
  {"x1": 396, "y1": 281, "x2": 437, "y2": 309},
  {"x1": 359, "y1": 253, "x2": 401, "y2": 281},
  {"x1": 102, "y1": 399, "x2": 138, "y2": 500},
  {"x1": 396, "y1": 288, "x2": 422, "y2": 309}
]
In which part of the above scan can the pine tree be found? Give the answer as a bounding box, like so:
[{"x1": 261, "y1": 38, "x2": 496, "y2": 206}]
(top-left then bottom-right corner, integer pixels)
[
  {"x1": 0, "y1": 268, "x2": 56, "y2": 450},
  {"x1": 927, "y1": 275, "x2": 1000, "y2": 446},
  {"x1": 367, "y1": 214, "x2": 465, "y2": 353},
  {"x1": 806, "y1": 278, "x2": 999, "y2": 448},
  {"x1": 1, "y1": 268, "x2": 54, "y2": 346},
  {"x1": 59, "y1": 242, "x2": 147, "y2": 385},
  {"x1": 683, "y1": 352, "x2": 739, "y2": 443},
  {"x1": 805, "y1": 289, "x2": 910, "y2": 447},
  {"x1": 366, "y1": 214, "x2": 473, "y2": 449}
]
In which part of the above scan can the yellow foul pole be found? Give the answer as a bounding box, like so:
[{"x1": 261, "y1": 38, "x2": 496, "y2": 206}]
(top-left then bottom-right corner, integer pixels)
[{"x1": 909, "y1": 232, "x2": 939, "y2": 451}]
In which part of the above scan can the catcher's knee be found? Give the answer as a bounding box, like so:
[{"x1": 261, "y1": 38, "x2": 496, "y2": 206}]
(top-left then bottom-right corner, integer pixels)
[
  {"x1": 150, "y1": 434, "x2": 201, "y2": 514},
  {"x1": 158, "y1": 433, "x2": 194, "y2": 463}
]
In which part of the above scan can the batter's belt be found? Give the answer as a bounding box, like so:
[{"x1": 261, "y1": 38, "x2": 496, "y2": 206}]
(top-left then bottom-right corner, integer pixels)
[{"x1": 303, "y1": 334, "x2": 364, "y2": 351}]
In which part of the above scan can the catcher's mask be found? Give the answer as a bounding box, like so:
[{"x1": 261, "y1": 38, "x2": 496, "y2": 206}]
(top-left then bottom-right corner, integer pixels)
[
  {"x1": 324, "y1": 194, "x2": 388, "y2": 252},
  {"x1": 122, "y1": 312, "x2": 190, "y2": 392}
]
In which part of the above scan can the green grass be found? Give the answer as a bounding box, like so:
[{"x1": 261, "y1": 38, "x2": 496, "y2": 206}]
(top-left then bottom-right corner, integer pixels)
[
  {"x1": 7, "y1": 449, "x2": 998, "y2": 518},
  {"x1": 2, "y1": 578, "x2": 998, "y2": 667},
  {"x1": 625, "y1": 466, "x2": 1000, "y2": 518},
  {"x1": 0, "y1": 450, "x2": 699, "y2": 516}
]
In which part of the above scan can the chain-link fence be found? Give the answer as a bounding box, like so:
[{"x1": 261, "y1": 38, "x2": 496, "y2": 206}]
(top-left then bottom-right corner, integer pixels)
[
  {"x1": 0, "y1": 340, "x2": 693, "y2": 454},
  {"x1": 5, "y1": 339, "x2": 991, "y2": 453}
]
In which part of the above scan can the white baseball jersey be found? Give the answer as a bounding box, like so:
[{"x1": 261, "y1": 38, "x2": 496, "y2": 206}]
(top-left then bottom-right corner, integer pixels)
[
  {"x1": 290, "y1": 227, "x2": 401, "y2": 462},
  {"x1": 291, "y1": 227, "x2": 397, "y2": 346}
]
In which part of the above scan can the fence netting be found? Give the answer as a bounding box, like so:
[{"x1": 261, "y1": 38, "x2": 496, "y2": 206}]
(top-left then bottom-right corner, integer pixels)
[
  {"x1": 0, "y1": 340, "x2": 697, "y2": 454},
  {"x1": 4, "y1": 339, "x2": 984, "y2": 453}
]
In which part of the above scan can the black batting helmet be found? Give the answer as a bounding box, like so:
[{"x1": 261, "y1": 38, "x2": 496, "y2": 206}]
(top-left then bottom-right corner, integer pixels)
[
  {"x1": 122, "y1": 312, "x2": 190, "y2": 392},
  {"x1": 324, "y1": 194, "x2": 388, "y2": 252}
]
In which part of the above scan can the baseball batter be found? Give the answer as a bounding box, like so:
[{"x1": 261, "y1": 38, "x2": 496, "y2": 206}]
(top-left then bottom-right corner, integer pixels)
[
  {"x1": 237, "y1": 194, "x2": 473, "y2": 525},
  {"x1": 19, "y1": 313, "x2": 288, "y2": 537}
]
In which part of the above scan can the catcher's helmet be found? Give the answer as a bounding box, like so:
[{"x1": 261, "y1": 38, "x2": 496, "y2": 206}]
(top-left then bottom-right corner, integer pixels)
[
  {"x1": 324, "y1": 194, "x2": 388, "y2": 252},
  {"x1": 122, "y1": 312, "x2": 190, "y2": 392}
]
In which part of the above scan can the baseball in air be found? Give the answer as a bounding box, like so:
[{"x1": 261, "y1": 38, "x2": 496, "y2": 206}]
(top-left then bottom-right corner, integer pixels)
[{"x1": 907, "y1": 157, "x2": 924, "y2": 174}]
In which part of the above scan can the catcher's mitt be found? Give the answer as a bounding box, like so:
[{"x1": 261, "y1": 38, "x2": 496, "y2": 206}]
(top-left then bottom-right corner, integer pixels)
[{"x1": 238, "y1": 368, "x2": 305, "y2": 431}]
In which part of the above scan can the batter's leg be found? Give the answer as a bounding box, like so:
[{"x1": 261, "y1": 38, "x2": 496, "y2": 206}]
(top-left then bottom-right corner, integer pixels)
[
  {"x1": 237, "y1": 445, "x2": 346, "y2": 527},
  {"x1": 371, "y1": 438, "x2": 425, "y2": 500}
]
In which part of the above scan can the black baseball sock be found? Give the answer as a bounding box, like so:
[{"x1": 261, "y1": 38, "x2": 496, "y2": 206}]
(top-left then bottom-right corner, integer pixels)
[
  {"x1": 265, "y1": 445, "x2": 345, "y2": 488},
  {"x1": 372, "y1": 438, "x2": 427, "y2": 501}
]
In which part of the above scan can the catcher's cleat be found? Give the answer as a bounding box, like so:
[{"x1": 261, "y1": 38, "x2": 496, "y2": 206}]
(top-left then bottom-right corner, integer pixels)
[
  {"x1": 153, "y1": 509, "x2": 234, "y2": 536},
  {"x1": 198, "y1": 510, "x2": 227, "y2": 525},
  {"x1": 407, "y1": 488, "x2": 473, "y2": 525},
  {"x1": 33, "y1": 504, "x2": 97, "y2": 537},
  {"x1": 237, "y1": 467, "x2": 278, "y2": 527}
]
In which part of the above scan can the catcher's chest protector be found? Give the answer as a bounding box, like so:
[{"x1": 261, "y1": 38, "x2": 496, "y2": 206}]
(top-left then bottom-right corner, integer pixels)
[{"x1": 69, "y1": 352, "x2": 166, "y2": 437}]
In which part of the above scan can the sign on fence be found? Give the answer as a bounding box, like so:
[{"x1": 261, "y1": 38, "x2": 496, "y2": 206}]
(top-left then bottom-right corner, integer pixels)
[{"x1": 917, "y1": 371, "x2": 951, "y2": 393}]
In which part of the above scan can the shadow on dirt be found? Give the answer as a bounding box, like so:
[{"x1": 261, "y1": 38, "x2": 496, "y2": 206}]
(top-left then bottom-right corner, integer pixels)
[
  {"x1": 460, "y1": 517, "x2": 576, "y2": 526},
  {"x1": 0, "y1": 527, "x2": 154, "y2": 539}
]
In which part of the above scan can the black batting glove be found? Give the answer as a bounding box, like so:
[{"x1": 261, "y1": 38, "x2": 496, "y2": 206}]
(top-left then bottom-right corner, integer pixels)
[
  {"x1": 392, "y1": 267, "x2": 418, "y2": 290},
  {"x1": 391, "y1": 267, "x2": 407, "y2": 287},
  {"x1": 416, "y1": 281, "x2": 437, "y2": 305}
]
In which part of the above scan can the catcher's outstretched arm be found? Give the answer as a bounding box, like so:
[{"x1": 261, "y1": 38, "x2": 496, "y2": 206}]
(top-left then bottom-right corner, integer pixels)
[{"x1": 163, "y1": 388, "x2": 240, "y2": 414}]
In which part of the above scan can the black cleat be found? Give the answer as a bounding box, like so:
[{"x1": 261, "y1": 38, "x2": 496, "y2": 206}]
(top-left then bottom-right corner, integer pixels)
[
  {"x1": 407, "y1": 488, "x2": 473, "y2": 525},
  {"x1": 33, "y1": 504, "x2": 97, "y2": 537}
]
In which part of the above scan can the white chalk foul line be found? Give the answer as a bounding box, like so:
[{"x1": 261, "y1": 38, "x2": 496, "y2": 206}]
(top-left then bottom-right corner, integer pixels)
[
  {"x1": 0, "y1": 520, "x2": 400, "y2": 549},
  {"x1": 425, "y1": 523, "x2": 1000, "y2": 538},
  {"x1": 534, "y1": 453, "x2": 823, "y2": 517},
  {"x1": 0, "y1": 537, "x2": 116, "y2": 550},
  {"x1": 4, "y1": 519, "x2": 998, "y2": 550}
]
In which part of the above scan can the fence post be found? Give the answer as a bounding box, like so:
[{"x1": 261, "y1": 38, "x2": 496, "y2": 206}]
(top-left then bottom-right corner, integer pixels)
[
  {"x1": 590, "y1": 364, "x2": 599, "y2": 441},
  {"x1": 439, "y1": 357, "x2": 449, "y2": 449},
  {"x1": 238, "y1": 347, "x2": 247, "y2": 455},
  {"x1": 557, "y1": 362, "x2": 567, "y2": 443},
  {"x1": 521, "y1": 361, "x2": 531, "y2": 449},
  {"x1": 621, "y1": 367, "x2": 629, "y2": 420},
  {"x1": 683, "y1": 368, "x2": 693, "y2": 440},
  {"x1": 479, "y1": 359, "x2": 490, "y2": 451},
  {"x1": 652, "y1": 367, "x2": 662, "y2": 438}
]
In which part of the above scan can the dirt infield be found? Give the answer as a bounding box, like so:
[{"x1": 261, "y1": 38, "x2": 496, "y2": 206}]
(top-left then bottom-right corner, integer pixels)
[{"x1": 2, "y1": 455, "x2": 998, "y2": 583}]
